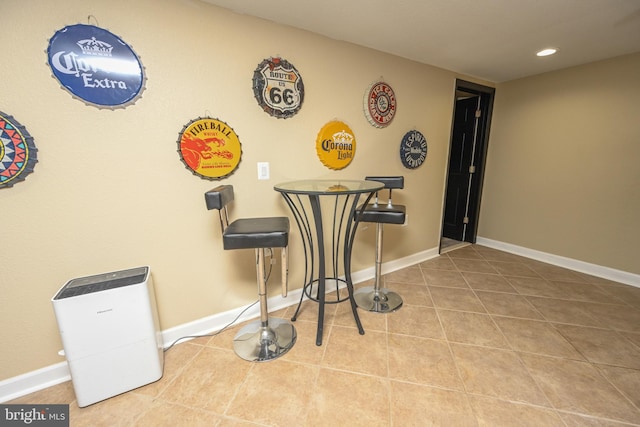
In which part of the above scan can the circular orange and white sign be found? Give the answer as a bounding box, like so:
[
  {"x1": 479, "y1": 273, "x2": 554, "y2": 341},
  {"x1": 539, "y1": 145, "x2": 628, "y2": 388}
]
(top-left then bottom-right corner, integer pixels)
[
  {"x1": 315, "y1": 120, "x2": 356, "y2": 170},
  {"x1": 177, "y1": 117, "x2": 242, "y2": 179}
]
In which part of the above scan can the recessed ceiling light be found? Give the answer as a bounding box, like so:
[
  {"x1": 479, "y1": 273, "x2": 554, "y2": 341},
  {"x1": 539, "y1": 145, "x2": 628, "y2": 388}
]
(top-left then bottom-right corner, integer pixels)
[{"x1": 536, "y1": 48, "x2": 558, "y2": 57}]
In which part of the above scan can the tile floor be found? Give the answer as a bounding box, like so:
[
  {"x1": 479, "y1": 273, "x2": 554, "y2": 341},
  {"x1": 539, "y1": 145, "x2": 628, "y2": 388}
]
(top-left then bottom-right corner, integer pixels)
[{"x1": 9, "y1": 244, "x2": 640, "y2": 426}]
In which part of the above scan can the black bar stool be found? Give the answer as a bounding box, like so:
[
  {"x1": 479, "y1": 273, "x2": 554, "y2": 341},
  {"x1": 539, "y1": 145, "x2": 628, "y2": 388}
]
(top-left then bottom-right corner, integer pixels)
[
  {"x1": 205, "y1": 185, "x2": 296, "y2": 361},
  {"x1": 354, "y1": 176, "x2": 406, "y2": 313}
]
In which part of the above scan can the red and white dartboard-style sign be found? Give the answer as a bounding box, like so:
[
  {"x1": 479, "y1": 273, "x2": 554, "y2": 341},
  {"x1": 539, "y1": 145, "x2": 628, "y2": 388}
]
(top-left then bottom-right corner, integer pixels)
[{"x1": 363, "y1": 81, "x2": 397, "y2": 128}]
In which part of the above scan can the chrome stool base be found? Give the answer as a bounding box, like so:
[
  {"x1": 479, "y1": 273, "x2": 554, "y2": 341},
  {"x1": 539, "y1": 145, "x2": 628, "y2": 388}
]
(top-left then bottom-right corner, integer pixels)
[
  {"x1": 354, "y1": 286, "x2": 403, "y2": 313},
  {"x1": 233, "y1": 318, "x2": 297, "y2": 362}
]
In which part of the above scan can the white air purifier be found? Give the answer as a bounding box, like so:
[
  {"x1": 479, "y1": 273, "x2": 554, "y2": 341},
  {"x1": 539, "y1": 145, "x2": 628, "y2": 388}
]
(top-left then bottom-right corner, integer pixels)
[{"x1": 52, "y1": 266, "x2": 164, "y2": 407}]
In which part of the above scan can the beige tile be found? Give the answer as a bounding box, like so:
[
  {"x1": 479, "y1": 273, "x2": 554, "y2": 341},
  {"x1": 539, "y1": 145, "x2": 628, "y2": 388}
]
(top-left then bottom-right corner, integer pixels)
[
  {"x1": 12, "y1": 245, "x2": 640, "y2": 426},
  {"x1": 286, "y1": 298, "x2": 338, "y2": 343},
  {"x1": 429, "y1": 286, "x2": 486, "y2": 312},
  {"x1": 597, "y1": 364, "x2": 640, "y2": 409},
  {"x1": 388, "y1": 334, "x2": 463, "y2": 390},
  {"x1": 519, "y1": 353, "x2": 640, "y2": 424},
  {"x1": 280, "y1": 319, "x2": 326, "y2": 364},
  {"x1": 333, "y1": 296, "x2": 383, "y2": 330},
  {"x1": 493, "y1": 317, "x2": 584, "y2": 359},
  {"x1": 69, "y1": 391, "x2": 157, "y2": 427},
  {"x1": 383, "y1": 265, "x2": 425, "y2": 285},
  {"x1": 305, "y1": 369, "x2": 390, "y2": 426},
  {"x1": 451, "y1": 258, "x2": 499, "y2": 274},
  {"x1": 476, "y1": 291, "x2": 544, "y2": 319},
  {"x1": 321, "y1": 325, "x2": 388, "y2": 377},
  {"x1": 462, "y1": 272, "x2": 517, "y2": 293},
  {"x1": 387, "y1": 305, "x2": 445, "y2": 339},
  {"x1": 584, "y1": 302, "x2": 640, "y2": 333},
  {"x1": 226, "y1": 360, "x2": 318, "y2": 426},
  {"x1": 438, "y1": 309, "x2": 509, "y2": 349},
  {"x1": 597, "y1": 283, "x2": 640, "y2": 308},
  {"x1": 526, "y1": 262, "x2": 587, "y2": 282},
  {"x1": 136, "y1": 341, "x2": 202, "y2": 397},
  {"x1": 488, "y1": 261, "x2": 540, "y2": 278},
  {"x1": 526, "y1": 296, "x2": 602, "y2": 327},
  {"x1": 390, "y1": 381, "x2": 477, "y2": 426},
  {"x1": 133, "y1": 401, "x2": 220, "y2": 426},
  {"x1": 158, "y1": 347, "x2": 251, "y2": 413},
  {"x1": 506, "y1": 276, "x2": 566, "y2": 299},
  {"x1": 550, "y1": 280, "x2": 625, "y2": 304},
  {"x1": 450, "y1": 344, "x2": 549, "y2": 406},
  {"x1": 384, "y1": 281, "x2": 433, "y2": 306},
  {"x1": 446, "y1": 245, "x2": 484, "y2": 260},
  {"x1": 420, "y1": 255, "x2": 457, "y2": 270},
  {"x1": 560, "y1": 413, "x2": 635, "y2": 426},
  {"x1": 555, "y1": 324, "x2": 640, "y2": 369},
  {"x1": 422, "y1": 269, "x2": 469, "y2": 288},
  {"x1": 468, "y1": 395, "x2": 565, "y2": 427}
]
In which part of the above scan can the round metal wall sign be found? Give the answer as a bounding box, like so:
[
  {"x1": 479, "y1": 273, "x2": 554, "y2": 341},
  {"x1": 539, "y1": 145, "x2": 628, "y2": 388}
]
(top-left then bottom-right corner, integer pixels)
[
  {"x1": 363, "y1": 81, "x2": 396, "y2": 128},
  {"x1": 316, "y1": 120, "x2": 356, "y2": 170},
  {"x1": 47, "y1": 24, "x2": 145, "y2": 108},
  {"x1": 252, "y1": 57, "x2": 304, "y2": 119},
  {"x1": 400, "y1": 130, "x2": 427, "y2": 169},
  {"x1": 177, "y1": 117, "x2": 242, "y2": 180},
  {"x1": 0, "y1": 111, "x2": 38, "y2": 188}
]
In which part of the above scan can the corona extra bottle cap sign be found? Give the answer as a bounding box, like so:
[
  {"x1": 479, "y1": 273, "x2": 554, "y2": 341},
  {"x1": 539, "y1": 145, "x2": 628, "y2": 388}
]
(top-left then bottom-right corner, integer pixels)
[
  {"x1": 316, "y1": 120, "x2": 356, "y2": 170},
  {"x1": 400, "y1": 129, "x2": 427, "y2": 169},
  {"x1": 252, "y1": 57, "x2": 304, "y2": 119},
  {"x1": 47, "y1": 24, "x2": 145, "y2": 108},
  {"x1": 0, "y1": 111, "x2": 38, "y2": 189},
  {"x1": 177, "y1": 117, "x2": 242, "y2": 179},
  {"x1": 363, "y1": 81, "x2": 396, "y2": 128}
]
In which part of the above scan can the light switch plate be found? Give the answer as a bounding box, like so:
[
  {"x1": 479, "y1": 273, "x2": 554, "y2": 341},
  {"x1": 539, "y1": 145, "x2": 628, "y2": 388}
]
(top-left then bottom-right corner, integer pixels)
[{"x1": 257, "y1": 162, "x2": 269, "y2": 180}]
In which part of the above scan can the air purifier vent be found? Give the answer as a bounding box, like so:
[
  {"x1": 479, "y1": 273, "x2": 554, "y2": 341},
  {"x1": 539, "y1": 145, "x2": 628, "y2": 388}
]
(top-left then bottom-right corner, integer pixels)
[{"x1": 53, "y1": 267, "x2": 147, "y2": 299}]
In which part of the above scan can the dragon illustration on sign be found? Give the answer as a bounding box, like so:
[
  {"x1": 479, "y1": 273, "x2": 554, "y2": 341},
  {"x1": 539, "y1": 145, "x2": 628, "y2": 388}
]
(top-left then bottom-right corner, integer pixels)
[{"x1": 177, "y1": 117, "x2": 242, "y2": 180}]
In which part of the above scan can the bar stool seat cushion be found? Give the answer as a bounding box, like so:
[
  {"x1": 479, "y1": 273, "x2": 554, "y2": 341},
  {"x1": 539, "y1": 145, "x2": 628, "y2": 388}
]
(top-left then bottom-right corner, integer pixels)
[
  {"x1": 223, "y1": 217, "x2": 289, "y2": 250},
  {"x1": 358, "y1": 204, "x2": 406, "y2": 225}
]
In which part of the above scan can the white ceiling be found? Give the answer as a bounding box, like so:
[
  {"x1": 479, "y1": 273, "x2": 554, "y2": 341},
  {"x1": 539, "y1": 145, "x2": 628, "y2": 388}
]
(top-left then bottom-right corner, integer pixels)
[{"x1": 201, "y1": 0, "x2": 640, "y2": 83}]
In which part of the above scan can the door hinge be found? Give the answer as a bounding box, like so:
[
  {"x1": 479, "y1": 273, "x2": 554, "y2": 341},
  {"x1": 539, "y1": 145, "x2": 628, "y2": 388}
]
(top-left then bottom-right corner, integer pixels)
[
  {"x1": 463, "y1": 216, "x2": 470, "y2": 224},
  {"x1": 469, "y1": 165, "x2": 476, "y2": 174},
  {"x1": 475, "y1": 109, "x2": 481, "y2": 118}
]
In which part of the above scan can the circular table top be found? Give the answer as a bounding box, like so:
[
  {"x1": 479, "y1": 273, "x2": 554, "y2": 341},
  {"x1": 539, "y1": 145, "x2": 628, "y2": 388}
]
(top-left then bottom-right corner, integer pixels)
[{"x1": 274, "y1": 179, "x2": 384, "y2": 195}]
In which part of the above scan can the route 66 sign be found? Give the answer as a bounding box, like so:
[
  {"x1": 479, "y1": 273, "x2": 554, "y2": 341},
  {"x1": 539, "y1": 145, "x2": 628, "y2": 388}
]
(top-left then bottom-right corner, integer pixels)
[{"x1": 252, "y1": 57, "x2": 304, "y2": 119}]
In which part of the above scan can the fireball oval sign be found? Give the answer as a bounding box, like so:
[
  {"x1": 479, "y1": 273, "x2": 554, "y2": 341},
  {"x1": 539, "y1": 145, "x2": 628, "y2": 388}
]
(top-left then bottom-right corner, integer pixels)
[{"x1": 177, "y1": 117, "x2": 242, "y2": 180}]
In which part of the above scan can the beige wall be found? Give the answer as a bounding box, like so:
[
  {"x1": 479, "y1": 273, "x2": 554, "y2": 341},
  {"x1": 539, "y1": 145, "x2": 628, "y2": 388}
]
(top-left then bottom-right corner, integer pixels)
[
  {"x1": 1, "y1": 0, "x2": 474, "y2": 380},
  {"x1": 479, "y1": 53, "x2": 640, "y2": 274}
]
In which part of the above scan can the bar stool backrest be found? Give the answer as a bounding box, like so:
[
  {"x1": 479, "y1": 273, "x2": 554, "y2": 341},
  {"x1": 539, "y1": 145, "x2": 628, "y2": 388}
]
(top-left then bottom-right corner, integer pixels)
[
  {"x1": 204, "y1": 184, "x2": 235, "y2": 234},
  {"x1": 365, "y1": 176, "x2": 404, "y2": 208}
]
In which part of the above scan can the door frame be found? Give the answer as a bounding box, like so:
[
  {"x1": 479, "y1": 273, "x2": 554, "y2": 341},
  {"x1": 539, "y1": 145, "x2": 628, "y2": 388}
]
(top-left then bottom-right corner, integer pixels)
[{"x1": 440, "y1": 79, "x2": 495, "y2": 251}]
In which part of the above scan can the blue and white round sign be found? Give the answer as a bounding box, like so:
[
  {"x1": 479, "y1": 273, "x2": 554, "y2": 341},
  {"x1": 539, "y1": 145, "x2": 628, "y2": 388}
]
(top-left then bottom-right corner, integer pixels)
[
  {"x1": 47, "y1": 24, "x2": 145, "y2": 108},
  {"x1": 400, "y1": 130, "x2": 427, "y2": 169}
]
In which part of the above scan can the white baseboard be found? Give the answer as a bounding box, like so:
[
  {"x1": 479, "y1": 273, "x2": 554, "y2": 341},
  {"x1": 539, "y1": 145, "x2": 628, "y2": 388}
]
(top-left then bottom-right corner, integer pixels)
[
  {"x1": 0, "y1": 246, "x2": 440, "y2": 403},
  {"x1": 476, "y1": 237, "x2": 640, "y2": 288}
]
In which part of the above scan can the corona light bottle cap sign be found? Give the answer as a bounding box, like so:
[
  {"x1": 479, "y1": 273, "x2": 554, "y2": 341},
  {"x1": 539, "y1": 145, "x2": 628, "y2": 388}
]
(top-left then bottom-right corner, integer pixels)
[
  {"x1": 177, "y1": 117, "x2": 242, "y2": 179},
  {"x1": 316, "y1": 120, "x2": 356, "y2": 170}
]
